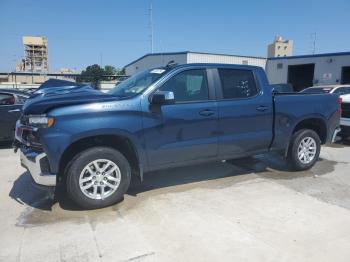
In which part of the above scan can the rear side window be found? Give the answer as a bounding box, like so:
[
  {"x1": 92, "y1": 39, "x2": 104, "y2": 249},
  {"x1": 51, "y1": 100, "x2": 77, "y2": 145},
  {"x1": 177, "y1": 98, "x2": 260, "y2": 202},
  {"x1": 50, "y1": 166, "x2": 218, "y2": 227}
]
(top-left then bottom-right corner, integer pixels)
[{"x1": 218, "y1": 69, "x2": 258, "y2": 99}]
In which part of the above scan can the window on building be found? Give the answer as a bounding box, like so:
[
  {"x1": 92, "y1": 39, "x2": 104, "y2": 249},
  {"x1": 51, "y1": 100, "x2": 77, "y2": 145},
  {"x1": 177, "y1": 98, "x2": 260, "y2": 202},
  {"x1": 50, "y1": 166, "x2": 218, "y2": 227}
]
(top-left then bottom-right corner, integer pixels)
[
  {"x1": 278, "y1": 46, "x2": 281, "y2": 49},
  {"x1": 159, "y1": 69, "x2": 209, "y2": 102},
  {"x1": 242, "y1": 60, "x2": 248, "y2": 65},
  {"x1": 218, "y1": 69, "x2": 258, "y2": 99},
  {"x1": 277, "y1": 63, "x2": 283, "y2": 69}
]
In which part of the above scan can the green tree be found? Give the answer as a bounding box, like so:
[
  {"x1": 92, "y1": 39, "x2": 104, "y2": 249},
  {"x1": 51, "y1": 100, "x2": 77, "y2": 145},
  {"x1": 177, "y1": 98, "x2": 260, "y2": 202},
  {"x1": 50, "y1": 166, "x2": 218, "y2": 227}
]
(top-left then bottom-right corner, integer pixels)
[
  {"x1": 104, "y1": 65, "x2": 117, "y2": 75},
  {"x1": 118, "y1": 68, "x2": 126, "y2": 75},
  {"x1": 77, "y1": 64, "x2": 104, "y2": 89},
  {"x1": 76, "y1": 64, "x2": 125, "y2": 89}
]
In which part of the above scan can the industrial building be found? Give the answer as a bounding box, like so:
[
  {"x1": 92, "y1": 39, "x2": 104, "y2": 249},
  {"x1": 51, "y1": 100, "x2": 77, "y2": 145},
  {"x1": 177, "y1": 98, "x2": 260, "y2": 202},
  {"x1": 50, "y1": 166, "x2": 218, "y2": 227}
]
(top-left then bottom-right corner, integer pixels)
[
  {"x1": 16, "y1": 36, "x2": 49, "y2": 72},
  {"x1": 124, "y1": 51, "x2": 267, "y2": 76},
  {"x1": 124, "y1": 50, "x2": 350, "y2": 92},
  {"x1": 267, "y1": 36, "x2": 293, "y2": 58},
  {"x1": 0, "y1": 72, "x2": 79, "y2": 89},
  {"x1": 266, "y1": 52, "x2": 350, "y2": 91}
]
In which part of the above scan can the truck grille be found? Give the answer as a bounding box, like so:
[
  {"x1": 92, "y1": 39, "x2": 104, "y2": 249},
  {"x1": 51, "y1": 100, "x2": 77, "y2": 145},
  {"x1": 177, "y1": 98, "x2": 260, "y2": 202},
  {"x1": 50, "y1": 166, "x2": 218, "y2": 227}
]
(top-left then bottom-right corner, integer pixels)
[{"x1": 342, "y1": 103, "x2": 350, "y2": 118}]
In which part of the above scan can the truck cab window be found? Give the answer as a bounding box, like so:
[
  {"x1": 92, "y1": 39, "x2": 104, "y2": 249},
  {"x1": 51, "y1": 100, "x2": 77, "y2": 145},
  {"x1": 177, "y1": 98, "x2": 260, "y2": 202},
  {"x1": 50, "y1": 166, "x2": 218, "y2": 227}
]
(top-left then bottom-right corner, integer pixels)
[
  {"x1": 218, "y1": 69, "x2": 258, "y2": 99},
  {"x1": 159, "y1": 69, "x2": 209, "y2": 102}
]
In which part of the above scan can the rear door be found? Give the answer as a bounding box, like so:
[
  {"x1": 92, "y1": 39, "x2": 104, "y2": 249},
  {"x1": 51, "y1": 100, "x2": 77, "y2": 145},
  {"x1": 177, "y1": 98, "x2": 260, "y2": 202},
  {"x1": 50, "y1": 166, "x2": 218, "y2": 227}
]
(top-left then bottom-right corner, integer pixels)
[
  {"x1": 214, "y1": 68, "x2": 273, "y2": 158},
  {"x1": 142, "y1": 68, "x2": 219, "y2": 168},
  {"x1": 0, "y1": 92, "x2": 23, "y2": 141}
]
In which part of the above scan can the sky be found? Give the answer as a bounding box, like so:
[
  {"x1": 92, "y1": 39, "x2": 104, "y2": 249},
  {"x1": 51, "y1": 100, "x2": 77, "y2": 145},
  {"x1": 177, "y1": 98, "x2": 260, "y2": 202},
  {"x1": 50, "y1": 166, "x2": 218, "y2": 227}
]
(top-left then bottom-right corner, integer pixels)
[{"x1": 0, "y1": 0, "x2": 349, "y2": 72}]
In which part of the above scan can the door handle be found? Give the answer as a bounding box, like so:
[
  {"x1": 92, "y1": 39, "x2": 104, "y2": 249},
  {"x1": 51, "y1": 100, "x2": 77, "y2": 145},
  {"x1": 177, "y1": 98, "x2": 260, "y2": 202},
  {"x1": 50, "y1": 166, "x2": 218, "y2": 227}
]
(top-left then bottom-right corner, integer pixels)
[
  {"x1": 8, "y1": 109, "x2": 21, "y2": 113},
  {"x1": 256, "y1": 106, "x2": 268, "y2": 112},
  {"x1": 199, "y1": 109, "x2": 215, "y2": 117}
]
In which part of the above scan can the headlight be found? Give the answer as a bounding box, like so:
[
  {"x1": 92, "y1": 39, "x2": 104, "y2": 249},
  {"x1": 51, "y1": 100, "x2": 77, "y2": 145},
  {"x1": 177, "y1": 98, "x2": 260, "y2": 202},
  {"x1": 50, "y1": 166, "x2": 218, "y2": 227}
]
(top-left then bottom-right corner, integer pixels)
[{"x1": 28, "y1": 115, "x2": 54, "y2": 128}]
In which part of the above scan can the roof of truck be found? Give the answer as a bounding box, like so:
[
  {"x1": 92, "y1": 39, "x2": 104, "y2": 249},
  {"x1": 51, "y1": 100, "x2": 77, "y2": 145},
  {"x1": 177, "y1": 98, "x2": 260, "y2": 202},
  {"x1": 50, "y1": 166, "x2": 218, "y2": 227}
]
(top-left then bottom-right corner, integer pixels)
[{"x1": 165, "y1": 63, "x2": 263, "y2": 71}]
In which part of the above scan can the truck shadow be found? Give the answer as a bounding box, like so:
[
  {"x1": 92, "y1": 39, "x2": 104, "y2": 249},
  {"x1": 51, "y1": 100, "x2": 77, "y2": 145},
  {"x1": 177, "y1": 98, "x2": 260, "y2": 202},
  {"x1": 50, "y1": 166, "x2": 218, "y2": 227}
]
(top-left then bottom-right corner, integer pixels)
[
  {"x1": 9, "y1": 171, "x2": 53, "y2": 211},
  {"x1": 327, "y1": 137, "x2": 350, "y2": 148},
  {"x1": 9, "y1": 152, "x2": 338, "y2": 214},
  {"x1": 127, "y1": 153, "x2": 338, "y2": 196}
]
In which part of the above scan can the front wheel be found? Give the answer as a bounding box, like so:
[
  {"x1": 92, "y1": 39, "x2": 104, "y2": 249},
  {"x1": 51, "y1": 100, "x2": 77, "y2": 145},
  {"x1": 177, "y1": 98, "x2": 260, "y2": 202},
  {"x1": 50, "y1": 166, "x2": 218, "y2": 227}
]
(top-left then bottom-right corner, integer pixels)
[
  {"x1": 287, "y1": 129, "x2": 321, "y2": 171},
  {"x1": 66, "y1": 147, "x2": 131, "y2": 209}
]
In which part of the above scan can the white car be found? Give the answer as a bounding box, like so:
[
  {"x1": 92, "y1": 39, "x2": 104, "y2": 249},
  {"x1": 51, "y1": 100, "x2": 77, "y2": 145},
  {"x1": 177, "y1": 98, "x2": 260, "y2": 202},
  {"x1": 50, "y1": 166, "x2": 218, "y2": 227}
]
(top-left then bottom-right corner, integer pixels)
[
  {"x1": 340, "y1": 94, "x2": 350, "y2": 139},
  {"x1": 301, "y1": 85, "x2": 350, "y2": 98},
  {"x1": 302, "y1": 85, "x2": 350, "y2": 139}
]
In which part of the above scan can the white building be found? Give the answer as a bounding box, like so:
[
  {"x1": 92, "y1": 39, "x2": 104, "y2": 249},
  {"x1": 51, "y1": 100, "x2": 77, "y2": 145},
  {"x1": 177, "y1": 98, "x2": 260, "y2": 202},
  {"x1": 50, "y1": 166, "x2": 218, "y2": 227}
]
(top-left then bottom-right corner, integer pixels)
[
  {"x1": 266, "y1": 52, "x2": 350, "y2": 91},
  {"x1": 124, "y1": 51, "x2": 267, "y2": 76}
]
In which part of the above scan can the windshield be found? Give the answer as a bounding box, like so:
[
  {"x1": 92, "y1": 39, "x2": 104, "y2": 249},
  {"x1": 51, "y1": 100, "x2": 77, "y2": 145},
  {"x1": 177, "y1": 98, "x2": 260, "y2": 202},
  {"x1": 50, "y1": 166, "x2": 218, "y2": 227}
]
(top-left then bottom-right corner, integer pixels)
[
  {"x1": 301, "y1": 87, "x2": 333, "y2": 93},
  {"x1": 109, "y1": 68, "x2": 167, "y2": 98}
]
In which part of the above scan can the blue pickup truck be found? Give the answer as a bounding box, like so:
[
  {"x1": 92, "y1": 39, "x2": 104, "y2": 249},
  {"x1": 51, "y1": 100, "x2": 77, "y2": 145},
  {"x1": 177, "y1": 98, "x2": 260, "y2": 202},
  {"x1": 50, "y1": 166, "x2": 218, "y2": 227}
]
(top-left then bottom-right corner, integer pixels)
[{"x1": 15, "y1": 64, "x2": 341, "y2": 209}]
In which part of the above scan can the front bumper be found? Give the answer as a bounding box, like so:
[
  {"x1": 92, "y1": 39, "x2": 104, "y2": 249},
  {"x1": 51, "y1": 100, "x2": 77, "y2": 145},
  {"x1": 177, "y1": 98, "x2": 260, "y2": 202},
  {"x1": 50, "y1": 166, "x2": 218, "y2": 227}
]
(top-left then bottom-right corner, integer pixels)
[
  {"x1": 20, "y1": 147, "x2": 56, "y2": 186},
  {"x1": 16, "y1": 120, "x2": 57, "y2": 186}
]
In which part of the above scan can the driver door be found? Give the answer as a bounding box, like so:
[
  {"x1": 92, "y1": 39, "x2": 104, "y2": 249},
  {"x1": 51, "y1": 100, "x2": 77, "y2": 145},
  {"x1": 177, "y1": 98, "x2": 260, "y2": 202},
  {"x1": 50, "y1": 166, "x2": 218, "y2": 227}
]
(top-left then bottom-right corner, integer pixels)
[{"x1": 142, "y1": 68, "x2": 219, "y2": 169}]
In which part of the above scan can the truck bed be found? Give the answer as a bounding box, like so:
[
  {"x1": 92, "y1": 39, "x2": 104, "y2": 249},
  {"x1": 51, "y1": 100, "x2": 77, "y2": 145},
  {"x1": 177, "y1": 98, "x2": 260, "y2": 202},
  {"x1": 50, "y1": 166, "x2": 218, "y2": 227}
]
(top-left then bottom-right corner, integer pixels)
[{"x1": 271, "y1": 92, "x2": 340, "y2": 152}]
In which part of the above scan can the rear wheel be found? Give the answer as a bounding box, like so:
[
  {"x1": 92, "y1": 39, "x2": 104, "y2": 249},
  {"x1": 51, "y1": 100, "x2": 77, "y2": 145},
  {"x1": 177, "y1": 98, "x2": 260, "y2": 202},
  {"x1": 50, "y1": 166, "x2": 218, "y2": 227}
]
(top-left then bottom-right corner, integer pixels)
[
  {"x1": 287, "y1": 129, "x2": 321, "y2": 171},
  {"x1": 66, "y1": 147, "x2": 131, "y2": 209}
]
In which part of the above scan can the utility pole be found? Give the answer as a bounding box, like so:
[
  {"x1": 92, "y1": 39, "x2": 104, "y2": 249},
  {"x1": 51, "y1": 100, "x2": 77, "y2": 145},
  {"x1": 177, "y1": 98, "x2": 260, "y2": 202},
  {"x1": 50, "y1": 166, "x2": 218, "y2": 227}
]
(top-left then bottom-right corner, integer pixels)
[
  {"x1": 311, "y1": 32, "x2": 317, "y2": 55},
  {"x1": 100, "y1": 52, "x2": 103, "y2": 68},
  {"x1": 149, "y1": 2, "x2": 154, "y2": 53}
]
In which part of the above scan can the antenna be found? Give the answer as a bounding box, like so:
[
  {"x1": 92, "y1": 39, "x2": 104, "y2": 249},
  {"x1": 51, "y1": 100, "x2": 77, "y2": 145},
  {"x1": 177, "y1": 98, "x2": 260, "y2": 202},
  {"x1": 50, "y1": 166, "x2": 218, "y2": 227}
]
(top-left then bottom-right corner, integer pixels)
[
  {"x1": 311, "y1": 32, "x2": 317, "y2": 54},
  {"x1": 148, "y1": 2, "x2": 154, "y2": 53}
]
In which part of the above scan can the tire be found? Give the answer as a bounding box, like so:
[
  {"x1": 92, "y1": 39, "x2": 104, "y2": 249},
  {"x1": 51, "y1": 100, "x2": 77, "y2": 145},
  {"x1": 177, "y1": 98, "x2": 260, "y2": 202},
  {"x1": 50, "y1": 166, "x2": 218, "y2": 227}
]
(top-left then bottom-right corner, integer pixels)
[
  {"x1": 287, "y1": 129, "x2": 321, "y2": 171},
  {"x1": 66, "y1": 147, "x2": 131, "y2": 209}
]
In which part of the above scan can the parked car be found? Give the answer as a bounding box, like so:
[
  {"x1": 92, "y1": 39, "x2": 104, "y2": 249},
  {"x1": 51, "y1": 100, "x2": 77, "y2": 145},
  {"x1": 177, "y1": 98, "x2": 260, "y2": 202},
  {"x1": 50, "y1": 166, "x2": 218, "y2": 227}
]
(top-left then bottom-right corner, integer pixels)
[
  {"x1": 301, "y1": 85, "x2": 350, "y2": 97},
  {"x1": 270, "y1": 83, "x2": 294, "y2": 93},
  {"x1": 339, "y1": 94, "x2": 350, "y2": 139},
  {"x1": 15, "y1": 64, "x2": 341, "y2": 209},
  {"x1": 0, "y1": 89, "x2": 29, "y2": 142}
]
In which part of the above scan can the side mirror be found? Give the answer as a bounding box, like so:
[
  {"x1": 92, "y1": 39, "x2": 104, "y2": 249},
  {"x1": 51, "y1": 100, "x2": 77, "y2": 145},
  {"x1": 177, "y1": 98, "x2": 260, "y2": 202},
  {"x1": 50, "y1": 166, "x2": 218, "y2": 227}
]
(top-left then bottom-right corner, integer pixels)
[{"x1": 150, "y1": 91, "x2": 175, "y2": 105}]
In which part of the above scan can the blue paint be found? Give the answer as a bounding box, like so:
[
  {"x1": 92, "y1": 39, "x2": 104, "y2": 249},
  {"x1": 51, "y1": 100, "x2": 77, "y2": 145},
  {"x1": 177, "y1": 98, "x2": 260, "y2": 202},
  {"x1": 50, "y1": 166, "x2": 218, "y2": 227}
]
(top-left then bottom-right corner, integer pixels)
[{"x1": 17, "y1": 64, "x2": 340, "y2": 176}]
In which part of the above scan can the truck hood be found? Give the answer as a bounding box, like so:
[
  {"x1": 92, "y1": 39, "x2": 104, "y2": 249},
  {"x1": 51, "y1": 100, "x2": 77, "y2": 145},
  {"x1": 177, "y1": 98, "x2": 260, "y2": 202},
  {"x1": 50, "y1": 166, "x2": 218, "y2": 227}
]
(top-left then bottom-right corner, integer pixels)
[{"x1": 23, "y1": 85, "x2": 119, "y2": 115}]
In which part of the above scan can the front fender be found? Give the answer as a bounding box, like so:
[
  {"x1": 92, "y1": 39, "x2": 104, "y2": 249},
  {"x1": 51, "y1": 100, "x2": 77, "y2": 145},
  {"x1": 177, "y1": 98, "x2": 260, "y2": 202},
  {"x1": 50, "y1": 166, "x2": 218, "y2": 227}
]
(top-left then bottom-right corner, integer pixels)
[
  {"x1": 39, "y1": 101, "x2": 145, "y2": 173},
  {"x1": 40, "y1": 127, "x2": 146, "y2": 174}
]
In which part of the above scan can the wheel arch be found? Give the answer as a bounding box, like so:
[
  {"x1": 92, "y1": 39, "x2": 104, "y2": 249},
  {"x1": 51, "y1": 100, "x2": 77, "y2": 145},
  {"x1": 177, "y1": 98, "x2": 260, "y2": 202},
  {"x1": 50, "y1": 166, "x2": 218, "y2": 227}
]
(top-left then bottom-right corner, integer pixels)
[
  {"x1": 284, "y1": 117, "x2": 327, "y2": 157},
  {"x1": 58, "y1": 134, "x2": 143, "y2": 184}
]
